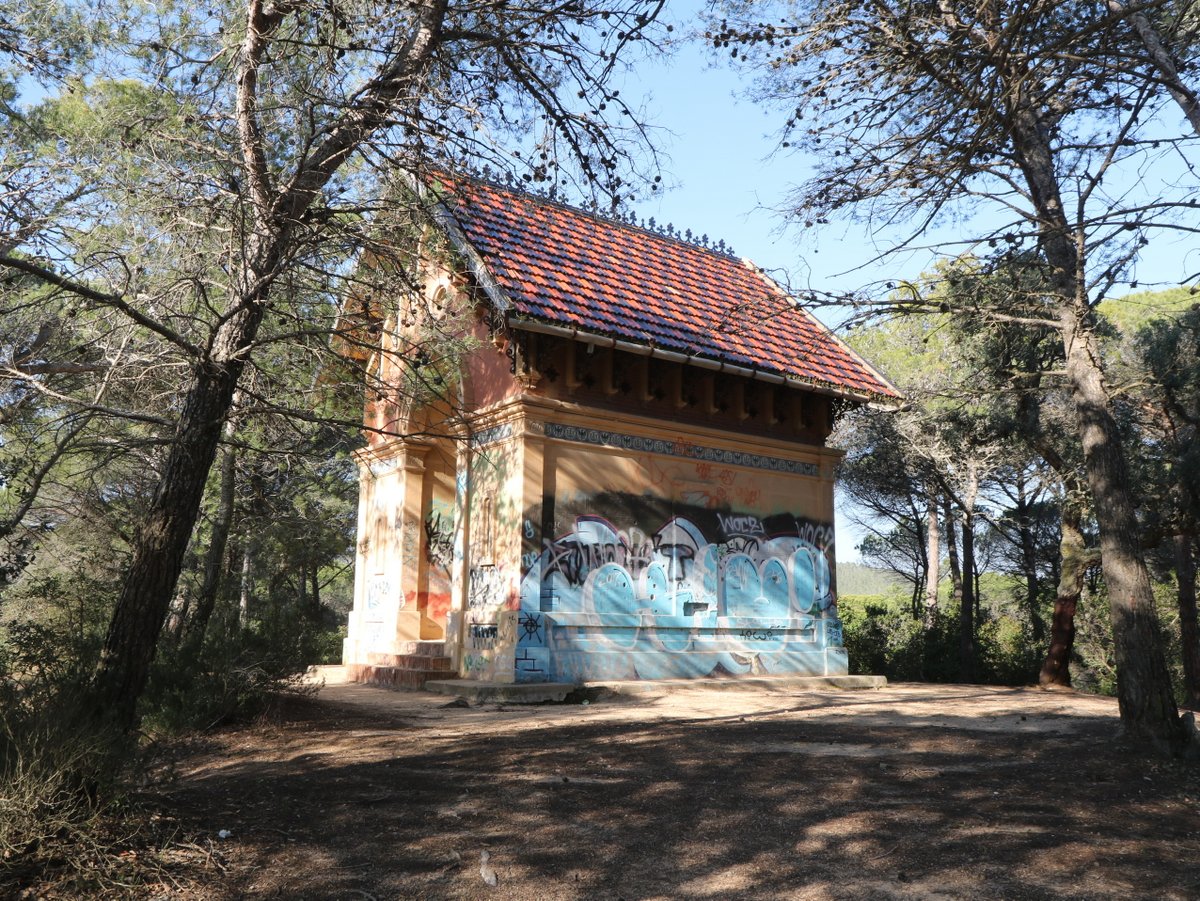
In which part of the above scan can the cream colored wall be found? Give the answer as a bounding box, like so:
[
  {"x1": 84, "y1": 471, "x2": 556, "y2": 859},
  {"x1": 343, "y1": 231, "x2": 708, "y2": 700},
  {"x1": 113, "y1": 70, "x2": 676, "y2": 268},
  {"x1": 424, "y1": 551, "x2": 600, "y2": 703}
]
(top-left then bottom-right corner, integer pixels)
[{"x1": 459, "y1": 419, "x2": 526, "y2": 681}]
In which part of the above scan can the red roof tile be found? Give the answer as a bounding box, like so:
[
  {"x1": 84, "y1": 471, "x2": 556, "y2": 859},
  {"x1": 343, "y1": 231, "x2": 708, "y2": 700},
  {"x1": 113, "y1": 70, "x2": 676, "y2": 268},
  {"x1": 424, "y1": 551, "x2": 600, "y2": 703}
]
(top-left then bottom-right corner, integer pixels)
[{"x1": 432, "y1": 176, "x2": 898, "y2": 400}]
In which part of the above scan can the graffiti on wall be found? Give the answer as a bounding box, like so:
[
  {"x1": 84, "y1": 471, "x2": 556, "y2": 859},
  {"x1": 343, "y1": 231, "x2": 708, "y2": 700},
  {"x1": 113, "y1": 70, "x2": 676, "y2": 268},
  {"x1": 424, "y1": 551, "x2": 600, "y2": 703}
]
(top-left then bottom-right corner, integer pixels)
[
  {"x1": 463, "y1": 610, "x2": 517, "y2": 679},
  {"x1": 468, "y1": 565, "x2": 507, "y2": 610},
  {"x1": 516, "y1": 506, "x2": 843, "y2": 683},
  {"x1": 424, "y1": 509, "x2": 455, "y2": 571},
  {"x1": 525, "y1": 512, "x2": 833, "y2": 617}
]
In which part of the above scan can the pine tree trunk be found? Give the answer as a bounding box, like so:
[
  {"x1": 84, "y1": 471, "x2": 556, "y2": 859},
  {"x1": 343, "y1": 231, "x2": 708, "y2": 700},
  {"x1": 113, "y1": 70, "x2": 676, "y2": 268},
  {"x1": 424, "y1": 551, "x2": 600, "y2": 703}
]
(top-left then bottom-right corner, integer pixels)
[
  {"x1": 925, "y1": 489, "x2": 940, "y2": 627},
  {"x1": 958, "y1": 465, "x2": 979, "y2": 683},
  {"x1": 1017, "y1": 477, "x2": 1046, "y2": 641},
  {"x1": 186, "y1": 428, "x2": 238, "y2": 649},
  {"x1": 239, "y1": 533, "x2": 255, "y2": 630},
  {"x1": 310, "y1": 562, "x2": 321, "y2": 621},
  {"x1": 90, "y1": 349, "x2": 259, "y2": 731},
  {"x1": 1176, "y1": 532, "x2": 1200, "y2": 708},
  {"x1": 1040, "y1": 503, "x2": 1089, "y2": 687},
  {"x1": 959, "y1": 507, "x2": 977, "y2": 683},
  {"x1": 78, "y1": 0, "x2": 450, "y2": 734},
  {"x1": 944, "y1": 496, "x2": 962, "y2": 608},
  {"x1": 1059, "y1": 312, "x2": 1186, "y2": 750},
  {"x1": 1000, "y1": 81, "x2": 1187, "y2": 748}
]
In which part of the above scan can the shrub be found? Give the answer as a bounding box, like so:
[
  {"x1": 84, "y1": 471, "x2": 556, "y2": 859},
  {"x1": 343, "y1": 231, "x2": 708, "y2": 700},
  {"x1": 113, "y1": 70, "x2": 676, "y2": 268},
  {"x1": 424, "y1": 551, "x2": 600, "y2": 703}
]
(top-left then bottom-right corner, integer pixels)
[
  {"x1": 0, "y1": 618, "x2": 132, "y2": 892},
  {"x1": 842, "y1": 601, "x2": 1041, "y2": 685}
]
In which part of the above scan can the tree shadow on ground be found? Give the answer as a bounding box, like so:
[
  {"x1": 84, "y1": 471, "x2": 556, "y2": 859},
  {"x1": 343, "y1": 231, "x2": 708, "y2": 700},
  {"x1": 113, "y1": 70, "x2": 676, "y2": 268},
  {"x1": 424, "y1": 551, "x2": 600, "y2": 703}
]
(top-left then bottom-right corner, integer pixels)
[{"x1": 160, "y1": 688, "x2": 1200, "y2": 900}]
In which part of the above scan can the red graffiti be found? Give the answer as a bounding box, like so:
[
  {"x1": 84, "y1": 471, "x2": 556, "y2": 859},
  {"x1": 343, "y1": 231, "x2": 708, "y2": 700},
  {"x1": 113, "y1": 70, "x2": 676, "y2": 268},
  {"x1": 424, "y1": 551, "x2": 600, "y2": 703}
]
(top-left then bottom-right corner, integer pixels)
[{"x1": 405, "y1": 590, "x2": 453, "y2": 623}]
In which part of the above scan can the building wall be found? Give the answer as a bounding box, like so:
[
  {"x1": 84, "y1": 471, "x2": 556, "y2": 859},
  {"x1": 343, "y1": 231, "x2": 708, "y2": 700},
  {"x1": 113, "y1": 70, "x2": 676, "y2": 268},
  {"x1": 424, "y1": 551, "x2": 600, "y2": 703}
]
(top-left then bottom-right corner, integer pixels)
[
  {"x1": 458, "y1": 422, "x2": 525, "y2": 681},
  {"x1": 343, "y1": 257, "x2": 850, "y2": 681},
  {"x1": 344, "y1": 393, "x2": 849, "y2": 682},
  {"x1": 512, "y1": 406, "x2": 846, "y2": 683}
]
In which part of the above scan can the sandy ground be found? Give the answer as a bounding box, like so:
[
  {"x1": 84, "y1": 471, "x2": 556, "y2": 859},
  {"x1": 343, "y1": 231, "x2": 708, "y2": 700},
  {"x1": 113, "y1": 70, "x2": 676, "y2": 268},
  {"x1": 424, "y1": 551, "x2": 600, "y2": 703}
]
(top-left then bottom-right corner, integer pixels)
[{"x1": 13, "y1": 679, "x2": 1200, "y2": 899}]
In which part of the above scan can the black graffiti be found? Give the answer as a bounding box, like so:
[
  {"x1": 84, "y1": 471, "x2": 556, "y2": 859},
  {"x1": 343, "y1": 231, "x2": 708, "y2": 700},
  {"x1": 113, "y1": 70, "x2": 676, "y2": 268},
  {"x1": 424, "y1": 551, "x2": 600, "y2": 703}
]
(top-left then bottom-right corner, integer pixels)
[
  {"x1": 519, "y1": 611, "x2": 543, "y2": 643},
  {"x1": 468, "y1": 622, "x2": 498, "y2": 650},
  {"x1": 738, "y1": 629, "x2": 780, "y2": 641},
  {"x1": 542, "y1": 536, "x2": 625, "y2": 586},
  {"x1": 424, "y1": 511, "x2": 455, "y2": 570},
  {"x1": 468, "y1": 566, "x2": 503, "y2": 609}
]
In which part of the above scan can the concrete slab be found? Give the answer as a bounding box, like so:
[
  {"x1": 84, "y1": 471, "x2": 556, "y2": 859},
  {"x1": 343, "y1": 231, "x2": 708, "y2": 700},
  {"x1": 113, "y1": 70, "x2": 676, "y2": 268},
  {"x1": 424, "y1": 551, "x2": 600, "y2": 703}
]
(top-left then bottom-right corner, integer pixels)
[
  {"x1": 424, "y1": 679, "x2": 579, "y2": 703},
  {"x1": 303, "y1": 664, "x2": 351, "y2": 686},
  {"x1": 585, "y1": 674, "x2": 886, "y2": 697},
  {"x1": 424, "y1": 673, "x2": 886, "y2": 704}
]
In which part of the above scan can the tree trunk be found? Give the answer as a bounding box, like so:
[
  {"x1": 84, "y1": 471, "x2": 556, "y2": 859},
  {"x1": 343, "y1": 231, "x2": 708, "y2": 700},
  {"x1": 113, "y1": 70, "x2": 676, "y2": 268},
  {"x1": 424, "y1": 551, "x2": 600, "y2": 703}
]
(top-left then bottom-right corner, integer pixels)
[
  {"x1": 90, "y1": 346, "x2": 260, "y2": 731},
  {"x1": 944, "y1": 495, "x2": 963, "y2": 608},
  {"x1": 958, "y1": 464, "x2": 979, "y2": 683},
  {"x1": 42, "y1": 0, "x2": 450, "y2": 734},
  {"x1": 296, "y1": 558, "x2": 308, "y2": 612},
  {"x1": 997, "y1": 72, "x2": 1189, "y2": 748},
  {"x1": 1040, "y1": 502, "x2": 1090, "y2": 687},
  {"x1": 310, "y1": 561, "x2": 321, "y2": 621},
  {"x1": 1176, "y1": 531, "x2": 1200, "y2": 708},
  {"x1": 959, "y1": 512, "x2": 976, "y2": 683},
  {"x1": 239, "y1": 532, "x2": 255, "y2": 630},
  {"x1": 185, "y1": 421, "x2": 238, "y2": 649},
  {"x1": 925, "y1": 489, "x2": 940, "y2": 626},
  {"x1": 1059, "y1": 312, "x2": 1185, "y2": 750},
  {"x1": 1017, "y1": 476, "x2": 1046, "y2": 642},
  {"x1": 164, "y1": 590, "x2": 191, "y2": 644}
]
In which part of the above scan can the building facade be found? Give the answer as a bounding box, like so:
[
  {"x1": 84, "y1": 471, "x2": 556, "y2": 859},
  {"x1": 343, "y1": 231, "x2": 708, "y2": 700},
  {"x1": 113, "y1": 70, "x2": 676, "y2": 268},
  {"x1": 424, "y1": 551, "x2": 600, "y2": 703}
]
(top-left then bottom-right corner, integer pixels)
[{"x1": 342, "y1": 176, "x2": 898, "y2": 686}]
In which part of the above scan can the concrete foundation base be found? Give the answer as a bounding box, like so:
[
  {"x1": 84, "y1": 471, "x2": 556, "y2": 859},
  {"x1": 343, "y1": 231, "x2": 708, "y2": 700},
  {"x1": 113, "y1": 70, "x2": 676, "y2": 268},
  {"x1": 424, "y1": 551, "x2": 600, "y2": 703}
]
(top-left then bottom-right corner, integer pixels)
[{"x1": 425, "y1": 673, "x2": 886, "y2": 704}]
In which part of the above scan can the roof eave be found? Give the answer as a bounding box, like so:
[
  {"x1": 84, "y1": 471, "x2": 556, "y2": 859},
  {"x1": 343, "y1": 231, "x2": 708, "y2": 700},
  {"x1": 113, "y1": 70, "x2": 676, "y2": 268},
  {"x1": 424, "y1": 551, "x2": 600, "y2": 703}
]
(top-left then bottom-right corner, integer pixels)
[{"x1": 509, "y1": 316, "x2": 894, "y2": 406}]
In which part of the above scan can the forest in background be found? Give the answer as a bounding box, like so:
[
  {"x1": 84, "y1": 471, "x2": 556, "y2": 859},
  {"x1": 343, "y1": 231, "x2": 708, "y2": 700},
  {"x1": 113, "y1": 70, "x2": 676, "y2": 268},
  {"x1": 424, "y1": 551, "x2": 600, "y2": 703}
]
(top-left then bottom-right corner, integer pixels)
[{"x1": 835, "y1": 284, "x2": 1199, "y2": 700}]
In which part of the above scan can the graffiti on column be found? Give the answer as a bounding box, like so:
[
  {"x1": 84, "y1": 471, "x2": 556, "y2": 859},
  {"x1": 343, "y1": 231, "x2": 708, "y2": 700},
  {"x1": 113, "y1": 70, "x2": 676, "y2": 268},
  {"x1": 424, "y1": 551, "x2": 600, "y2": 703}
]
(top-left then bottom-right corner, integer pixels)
[{"x1": 424, "y1": 510, "x2": 455, "y2": 571}]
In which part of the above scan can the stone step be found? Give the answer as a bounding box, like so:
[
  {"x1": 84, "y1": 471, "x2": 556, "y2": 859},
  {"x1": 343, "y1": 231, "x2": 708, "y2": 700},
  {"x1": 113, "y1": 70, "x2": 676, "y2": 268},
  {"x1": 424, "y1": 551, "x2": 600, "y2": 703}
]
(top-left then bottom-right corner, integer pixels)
[
  {"x1": 390, "y1": 641, "x2": 448, "y2": 658},
  {"x1": 348, "y1": 661, "x2": 459, "y2": 691},
  {"x1": 366, "y1": 649, "x2": 452, "y2": 669}
]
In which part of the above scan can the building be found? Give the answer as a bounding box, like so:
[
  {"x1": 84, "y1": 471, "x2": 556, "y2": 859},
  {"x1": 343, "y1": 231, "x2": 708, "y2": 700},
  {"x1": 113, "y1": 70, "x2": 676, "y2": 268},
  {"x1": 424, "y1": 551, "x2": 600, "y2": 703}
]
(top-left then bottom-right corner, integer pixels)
[{"x1": 341, "y1": 174, "x2": 898, "y2": 688}]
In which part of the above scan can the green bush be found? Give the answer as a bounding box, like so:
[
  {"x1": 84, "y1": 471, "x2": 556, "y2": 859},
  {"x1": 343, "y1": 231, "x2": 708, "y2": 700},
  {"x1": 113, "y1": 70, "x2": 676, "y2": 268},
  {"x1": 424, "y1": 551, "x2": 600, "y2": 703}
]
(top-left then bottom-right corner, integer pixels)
[{"x1": 842, "y1": 601, "x2": 1041, "y2": 685}]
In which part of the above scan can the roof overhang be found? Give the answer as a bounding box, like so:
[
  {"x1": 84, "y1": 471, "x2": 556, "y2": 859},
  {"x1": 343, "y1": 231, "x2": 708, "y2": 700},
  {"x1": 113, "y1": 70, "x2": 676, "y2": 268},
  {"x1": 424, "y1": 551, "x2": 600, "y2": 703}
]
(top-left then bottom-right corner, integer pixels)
[{"x1": 509, "y1": 316, "x2": 895, "y2": 407}]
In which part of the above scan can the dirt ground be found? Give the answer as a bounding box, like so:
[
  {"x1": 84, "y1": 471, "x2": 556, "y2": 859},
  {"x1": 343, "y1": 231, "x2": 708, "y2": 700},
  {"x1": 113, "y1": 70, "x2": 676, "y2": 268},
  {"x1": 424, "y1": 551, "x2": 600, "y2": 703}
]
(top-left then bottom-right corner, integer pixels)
[{"x1": 19, "y1": 679, "x2": 1200, "y2": 900}]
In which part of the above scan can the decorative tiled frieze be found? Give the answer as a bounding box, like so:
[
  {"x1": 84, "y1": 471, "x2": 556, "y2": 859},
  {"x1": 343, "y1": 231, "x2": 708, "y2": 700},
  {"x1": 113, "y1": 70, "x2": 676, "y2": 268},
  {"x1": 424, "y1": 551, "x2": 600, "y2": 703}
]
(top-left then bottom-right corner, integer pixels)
[{"x1": 542, "y1": 422, "x2": 820, "y2": 476}]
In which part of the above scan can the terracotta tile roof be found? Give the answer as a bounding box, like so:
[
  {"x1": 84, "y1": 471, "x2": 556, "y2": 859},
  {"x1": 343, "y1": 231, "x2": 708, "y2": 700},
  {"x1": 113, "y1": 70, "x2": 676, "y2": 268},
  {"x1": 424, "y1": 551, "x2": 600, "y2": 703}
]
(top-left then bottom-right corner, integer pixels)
[{"x1": 432, "y1": 175, "x2": 898, "y2": 401}]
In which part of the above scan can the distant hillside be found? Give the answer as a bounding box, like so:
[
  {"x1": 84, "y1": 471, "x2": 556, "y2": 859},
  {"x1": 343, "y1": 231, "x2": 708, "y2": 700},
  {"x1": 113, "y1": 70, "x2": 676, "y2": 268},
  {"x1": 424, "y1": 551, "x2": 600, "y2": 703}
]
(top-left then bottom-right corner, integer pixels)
[{"x1": 836, "y1": 562, "x2": 906, "y2": 597}]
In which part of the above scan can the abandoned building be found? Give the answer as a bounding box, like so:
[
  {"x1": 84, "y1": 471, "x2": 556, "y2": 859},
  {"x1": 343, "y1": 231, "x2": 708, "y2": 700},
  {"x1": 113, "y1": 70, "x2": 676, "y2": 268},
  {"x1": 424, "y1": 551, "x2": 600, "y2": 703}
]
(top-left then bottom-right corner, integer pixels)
[{"x1": 341, "y1": 174, "x2": 899, "y2": 688}]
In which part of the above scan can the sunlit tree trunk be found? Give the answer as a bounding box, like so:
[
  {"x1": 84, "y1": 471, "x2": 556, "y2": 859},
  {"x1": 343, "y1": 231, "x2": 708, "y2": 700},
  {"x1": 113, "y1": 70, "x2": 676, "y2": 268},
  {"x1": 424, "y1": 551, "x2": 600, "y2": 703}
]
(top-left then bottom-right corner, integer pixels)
[
  {"x1": 1040, "y1": 502, "x2": 1091, "y2": 687},
  {"x1": 1004, "y1": 70, "x2": 1187, "y2": 749},
  {"x1": 944, "y1": 495, "x2": 962, "y2": 610},
  {"x1": 925, "y1": 489, "x2": 940, "y2": 627},
  {"x1": 239, "y1": 532, "x2": 255, "y2": 630},
  {"x1": 1057, "y1": 310, "x2": 1183, "y2": 748},
  {"x1": 957, "y1": 464, "x2": 979, "y2": 682}
]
